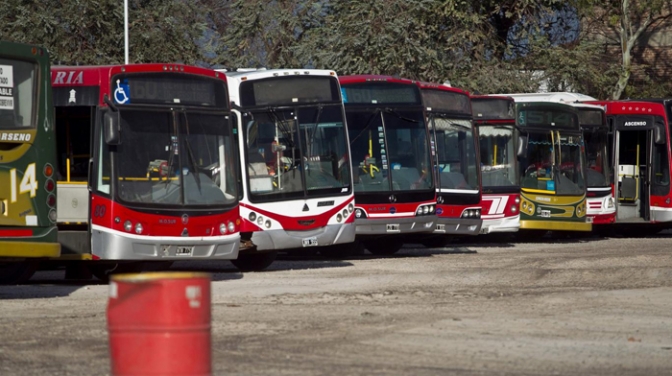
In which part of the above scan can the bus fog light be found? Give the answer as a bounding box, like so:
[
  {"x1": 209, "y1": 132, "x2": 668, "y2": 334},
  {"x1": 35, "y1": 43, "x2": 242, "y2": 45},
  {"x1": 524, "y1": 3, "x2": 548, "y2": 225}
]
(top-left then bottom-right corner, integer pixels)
[
  {"x1": 348, "y1": 203, "x2": 354, "y2": 213},
  {"x1": 249, "y1": 212, "x2": 257, "y2": 221},
  {"x1": 124, "y1": 220, "x2": 132, "y2": 232},
  {"x1": 135, "y1": 223, "x2": 143, "y2": 234},
  {"x1": 257, "y1": 216, "x2": 264, "y2": 225},
  {"x1": 228, "y1": 221, "x2": 236, "y2": 233},
  {"x1": 336, "y1": 214, "x2": 342, "y2": 222}
]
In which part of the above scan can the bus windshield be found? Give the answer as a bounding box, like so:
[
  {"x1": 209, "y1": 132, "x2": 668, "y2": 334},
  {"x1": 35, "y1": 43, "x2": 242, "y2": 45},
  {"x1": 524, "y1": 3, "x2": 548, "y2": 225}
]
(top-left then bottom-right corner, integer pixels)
[
  {"x1": 0, "y1": 58, "x2": 35, "y2": 129},
  {"x1": 116, "y1": 109, "x2": 237, "y2": 207},
  {"x1": 349, "y1": 108, "x2": 431, "y2": 192},
  {"x1": 521, "y1": 132, "x2": 585, "y2": 195},
  {"x1": 244, "y1": 104, "x2": 351, "y2": 200},
  {"x1": 479, "y1": 125, "x2": 518, "y2": 187},
  {"x1": 584, "y1": 130, "x2": 610, "y2": 187},
  {"x1": 433, "y1": 118, "x2": 478, "y2": 191}
]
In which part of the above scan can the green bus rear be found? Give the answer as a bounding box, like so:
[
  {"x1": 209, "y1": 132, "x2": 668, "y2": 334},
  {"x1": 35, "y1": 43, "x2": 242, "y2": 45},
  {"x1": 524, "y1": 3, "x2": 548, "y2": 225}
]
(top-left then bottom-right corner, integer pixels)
[
  {"x1": 0, "y1": 41, "x2": 59, "y2": 283},
  {"x1": 516, "y1": 102, "x2": 591, "y2": 232}
]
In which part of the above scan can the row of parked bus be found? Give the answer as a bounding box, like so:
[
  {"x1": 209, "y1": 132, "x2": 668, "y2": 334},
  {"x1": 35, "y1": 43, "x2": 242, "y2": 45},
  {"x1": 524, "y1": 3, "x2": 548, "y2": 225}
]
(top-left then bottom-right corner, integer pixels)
[{"x1": 2, "y1": 40, "x2": 672, "y2": 284}]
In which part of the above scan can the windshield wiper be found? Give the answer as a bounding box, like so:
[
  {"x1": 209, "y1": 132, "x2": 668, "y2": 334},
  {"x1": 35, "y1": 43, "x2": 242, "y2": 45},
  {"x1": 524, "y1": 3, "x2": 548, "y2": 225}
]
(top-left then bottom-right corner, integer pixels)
[
  {"x1": 385, "y1": 108, "x2": 419, "y2": 123},
  {"x1": 349, "y1": 108, "x2": 382, "y2": 146},
  {"x1": 182, "y1": 113, "x2": 202, "y2": 192},
  {"x1": 267, "y1": 107, "x2": 295, "y2": 149}
]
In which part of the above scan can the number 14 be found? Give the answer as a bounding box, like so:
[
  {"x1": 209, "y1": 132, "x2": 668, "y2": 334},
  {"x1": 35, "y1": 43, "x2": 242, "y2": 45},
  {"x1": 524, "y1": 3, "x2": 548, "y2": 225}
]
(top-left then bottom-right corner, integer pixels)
[{"x1": 10, "y1": 163, "x2": 38, "y2": 202}]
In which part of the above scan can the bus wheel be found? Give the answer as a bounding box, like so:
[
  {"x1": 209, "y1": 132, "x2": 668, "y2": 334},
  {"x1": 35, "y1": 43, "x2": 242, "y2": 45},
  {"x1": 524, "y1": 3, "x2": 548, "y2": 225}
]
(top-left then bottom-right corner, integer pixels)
[
  {"x1": 420, "y1": 236, "x2": 450, "y2": 248},
  {"x1": 88, "y1": 262, "x2": 145, "y2": 283},
  {"x1": 0, "y1": 261, "x2": 39, "y2": 285},
  {"x1": 364, "y1": 240, "x2": 403, "y2": 255},
  {"x1": 231, "y1": 251, "x2": 277, "y2": 272},
  {"x1": 319, "y1": 241, "x2": 362, "y2": 259}
]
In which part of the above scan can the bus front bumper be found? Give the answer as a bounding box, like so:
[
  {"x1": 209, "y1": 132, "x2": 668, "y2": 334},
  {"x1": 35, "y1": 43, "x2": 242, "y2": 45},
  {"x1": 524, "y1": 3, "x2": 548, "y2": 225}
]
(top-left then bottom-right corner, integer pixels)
[
  {"x1": 355, "y1": 216, "x2": 435, "y2": 235},
  {"x1": 248, "y1": 223, "x2": 356, "y2": 252},
  {"x1": 434, "y1": 218, "x2": 482, "y2": 236}
]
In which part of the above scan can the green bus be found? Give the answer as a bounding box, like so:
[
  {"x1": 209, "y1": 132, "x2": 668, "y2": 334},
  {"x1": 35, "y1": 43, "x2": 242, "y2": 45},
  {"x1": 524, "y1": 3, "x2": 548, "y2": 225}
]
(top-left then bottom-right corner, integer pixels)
[
  {"x1": 0, "y1": 41, "x2": 59, "y2": 284},
  {"x1": 515, "y1": 101, "x2": 591, "y2": 232}
]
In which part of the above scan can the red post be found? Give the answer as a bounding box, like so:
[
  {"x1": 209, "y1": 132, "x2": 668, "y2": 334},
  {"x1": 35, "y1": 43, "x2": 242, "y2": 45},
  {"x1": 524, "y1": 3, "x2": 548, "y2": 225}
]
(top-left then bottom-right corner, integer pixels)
[{"x1": 107, "y1": 272, "x2": 212, "y2": 376}]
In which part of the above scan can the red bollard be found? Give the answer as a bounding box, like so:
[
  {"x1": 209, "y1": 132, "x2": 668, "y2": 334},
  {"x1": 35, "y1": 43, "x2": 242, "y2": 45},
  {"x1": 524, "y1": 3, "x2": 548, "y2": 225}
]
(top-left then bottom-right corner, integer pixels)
[{"x1": 107, "y1": 272, "x2": 212, "y2": 376}]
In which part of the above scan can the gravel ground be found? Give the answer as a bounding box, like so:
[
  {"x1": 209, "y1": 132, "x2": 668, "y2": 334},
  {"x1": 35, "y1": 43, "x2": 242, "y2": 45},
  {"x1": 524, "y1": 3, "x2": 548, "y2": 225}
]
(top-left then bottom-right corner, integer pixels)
[{"x1": 1, "y1": 232, "x2": 672, "y2": 375}]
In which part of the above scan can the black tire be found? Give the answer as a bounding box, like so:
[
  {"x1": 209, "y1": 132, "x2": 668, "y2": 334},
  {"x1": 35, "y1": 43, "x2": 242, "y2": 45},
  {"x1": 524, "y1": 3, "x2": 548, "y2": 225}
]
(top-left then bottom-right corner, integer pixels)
[
  {"x1": 319, "y1": 241, "x2": 362, "y2": 259},
  {"x1": 0, "y1": 261, "x2": 39, "y2": 285},
  {"x1": 231, "y1": 251, "x2": 277, "y2": 272},
  {"x1": 88, "y1": 262, "x2": 145, "y2": 283},
  {"x1": 363, "y1": 239, "x2": 404, "y2": 255},
  {"x1": 420, "y1": 236, "x2": 450, "y2": 248}
]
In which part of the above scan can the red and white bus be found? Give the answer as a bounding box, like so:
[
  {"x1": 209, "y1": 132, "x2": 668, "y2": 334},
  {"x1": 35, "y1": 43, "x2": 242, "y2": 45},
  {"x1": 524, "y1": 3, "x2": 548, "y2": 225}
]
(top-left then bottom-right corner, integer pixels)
[
  {"x1": 224, "y1": 69, "x2": 356, "y2": 266},
  {"x1": 585, "y1": 99, "x2": 671, "y2": 234},
  {"x1": 339, "y1": 75, "x2": 436, "y2": 255},
  {"x1": 470, "y1": 95, "x2": 520, "y2": 234},
  {"x1": 52, "y1": 64, "x2": 240, "y2": 280},
  {"x1": 415, "y1": 82, "x2": 481, "y2": 247},
  {"x1": 504, "y1": 93, "x2": 616, "y2": 227}
]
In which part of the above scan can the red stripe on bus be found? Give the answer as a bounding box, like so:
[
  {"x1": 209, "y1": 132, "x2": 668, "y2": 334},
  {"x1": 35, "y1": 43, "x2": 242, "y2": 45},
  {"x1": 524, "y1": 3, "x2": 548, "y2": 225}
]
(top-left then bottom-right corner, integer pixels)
[{"x1": 0, "y1": 229, "x2": 33, "y2": 237}]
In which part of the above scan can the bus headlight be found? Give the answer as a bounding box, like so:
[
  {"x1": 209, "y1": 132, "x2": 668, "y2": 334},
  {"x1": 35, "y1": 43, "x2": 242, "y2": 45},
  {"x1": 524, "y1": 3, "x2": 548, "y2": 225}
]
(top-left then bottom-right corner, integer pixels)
[
  {"x1": 265, "y1": 220, "x2": 271, "y2": 229},
  {"x1": 336, "y1": 214, "x2": 343, "y2": 222},
  {"x1": 348, "y1": 203, "x2": 354, "y2": 213},
  {"x1": 49, "y1": 209, "x2": 57, "y2": 223},
  {"x1": 249, "y1": 212, "x2": 257, "y2": 222},
  {"x1": 607, "y1": 197, "x2": 615, "y2": 208},
  {"x1": 124, "y1": 220, "x2": 132, "y2": 232},
  {"x1": 343, "y1": 209, "x2": 349, "y2": 218},
  {"x1": 423, "y1": 206, "x2": 429, "y2": 215},
  {"x1": 220, "y1": 223, "x2": 227, "y2": 235},
  {"x1": 135, "y1": 223, "x2": 143, "y2": 234},
  {"x1": 257, "y1": 216, "x2": 264, "y2": 225},
  {"x1": 514, "y1": 196, "x2": 521, "y2": 204},
  {"x1": 510, "y1": 205, "x2": 518, "y2": 213},
  {"x1": 228, "y1": 221, "x2": 236, "y2": 233}
]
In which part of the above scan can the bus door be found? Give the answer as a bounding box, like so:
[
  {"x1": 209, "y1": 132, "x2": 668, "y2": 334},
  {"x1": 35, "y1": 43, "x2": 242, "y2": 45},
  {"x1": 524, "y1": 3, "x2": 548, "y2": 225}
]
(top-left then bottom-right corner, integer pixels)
[
  {"x1": 53, "y1": 89, "x2": 96, "y2": 255},
  {"x1": 613, "y1": 116, "x2": 656, "y2": 222}
]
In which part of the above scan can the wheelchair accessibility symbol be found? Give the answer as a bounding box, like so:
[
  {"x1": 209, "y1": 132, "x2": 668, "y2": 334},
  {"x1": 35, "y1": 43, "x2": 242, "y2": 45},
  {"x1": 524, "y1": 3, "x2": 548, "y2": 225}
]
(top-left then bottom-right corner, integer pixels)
[{"x1": 114, "y1": 79, "x2": 130, "y2": 104}]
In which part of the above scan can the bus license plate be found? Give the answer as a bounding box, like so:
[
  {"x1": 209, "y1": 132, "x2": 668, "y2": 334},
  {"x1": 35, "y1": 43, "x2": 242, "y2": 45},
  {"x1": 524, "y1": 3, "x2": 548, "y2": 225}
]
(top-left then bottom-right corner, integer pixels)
[
  {"x1": 540, "y1": 210, "x2": 551, "y2": 218},
  {"x1": 302, "y1": 237, "x2": 318, "y2": 247},
  {"x1": 176, "y1": 246, "x2": 194, "y2": 256},
  {"x1": 386, "y1": 224, "x2": 400, "y2": 232}
]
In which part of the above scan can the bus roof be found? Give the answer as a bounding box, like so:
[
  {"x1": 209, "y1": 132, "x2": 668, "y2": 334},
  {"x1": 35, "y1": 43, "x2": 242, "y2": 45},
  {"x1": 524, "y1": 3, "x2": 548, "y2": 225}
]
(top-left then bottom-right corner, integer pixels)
[
  {"x1": 415, "y1": 81, "x2": 470, "y2": 96},
  {"x1": 496, "y1": 92, "x2": 597, "y2": 103},
  {"x1": 51, "y1": 64, "x2": 225, "y2": 87},
  {"x1": 338, "y1": 75, "x2": 416, "y2": 86},
  {"x1": 584, "y1": 100, "x2": 667, "y2": 118},
  {"x1": 0, "y1": 40, "x2": 50, "y2": 63}
]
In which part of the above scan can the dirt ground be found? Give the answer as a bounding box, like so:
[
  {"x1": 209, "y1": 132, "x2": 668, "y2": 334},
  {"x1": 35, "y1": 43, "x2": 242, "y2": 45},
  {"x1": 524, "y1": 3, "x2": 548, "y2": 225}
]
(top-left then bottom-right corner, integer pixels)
[{"x1": 2, "y1": 232, "x2": 672, "y2": 375}]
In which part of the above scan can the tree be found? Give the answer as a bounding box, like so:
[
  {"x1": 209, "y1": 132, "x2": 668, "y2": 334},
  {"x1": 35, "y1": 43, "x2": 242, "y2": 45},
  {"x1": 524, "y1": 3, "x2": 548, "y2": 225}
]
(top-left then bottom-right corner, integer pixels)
[
  {"x1": 581, "y1": 0, "x2": 672, "y2": 99},
  {"x1": 0, "y1": 0, "x2": 209, "y2": 65}
]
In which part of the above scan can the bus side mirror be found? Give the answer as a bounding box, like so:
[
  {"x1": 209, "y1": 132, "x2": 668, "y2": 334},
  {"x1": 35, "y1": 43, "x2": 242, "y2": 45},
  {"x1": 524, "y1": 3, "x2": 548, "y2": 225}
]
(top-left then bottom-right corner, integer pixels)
[
  {"x1": 517, "y1": 135, "x2": 528, "y2": 157},
  {"x1": 103, "y1": 111, "x2": 121, "y2": 145},
  {"x1": 654, "y1": 123, "x2": 665, "y2": 145}
]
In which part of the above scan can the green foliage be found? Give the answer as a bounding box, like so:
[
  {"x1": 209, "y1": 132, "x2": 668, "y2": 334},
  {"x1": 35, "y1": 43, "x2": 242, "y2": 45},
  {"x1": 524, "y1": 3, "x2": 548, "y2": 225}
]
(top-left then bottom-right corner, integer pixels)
[
  {"x1": 0, "y1": 0, "x2": 208, "y2": 65},
  {"x1": 0, "y1": 0, "x2": 670, "y2": 99}
]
